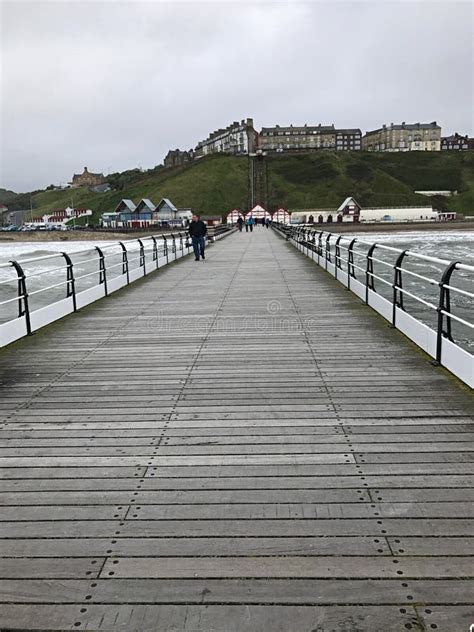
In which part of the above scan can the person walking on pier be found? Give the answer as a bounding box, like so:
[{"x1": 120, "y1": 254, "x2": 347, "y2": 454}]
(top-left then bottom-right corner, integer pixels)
[
  {"x1": 237, "y1": 216, "x2": 244, "y2": 232},
  {"x1": 246, "y1": 215, "x2": 255, "y2": 232},
  {"x1": 189, "y1": 214, "x2": 207, "y2": 261}
]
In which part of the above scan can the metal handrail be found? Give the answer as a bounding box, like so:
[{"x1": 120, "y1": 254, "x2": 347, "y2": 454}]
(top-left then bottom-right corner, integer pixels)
[
  {"x1": 0, "y1": 227, "x2": 234, "y2": 344},
  {"x1": 276, "y1": 223, "x2": 473, "y2": 369}
]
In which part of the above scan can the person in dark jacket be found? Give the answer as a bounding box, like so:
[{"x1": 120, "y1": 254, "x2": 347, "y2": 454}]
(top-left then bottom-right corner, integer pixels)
[
  {"x1": 188, "y1": 214, "x2": 207, "y2": 260},
  {"x1": 237, "y1": 216, "x2": 244, "y2": 232}
]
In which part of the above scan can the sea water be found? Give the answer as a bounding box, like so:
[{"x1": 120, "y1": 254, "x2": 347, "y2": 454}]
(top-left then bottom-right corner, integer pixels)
[
  {"x1": 341, "y1": 230, "x2": 473, "y2": 350},
  {"x1": 0, "y1": 239, "x2": 163, "y2": 324}
]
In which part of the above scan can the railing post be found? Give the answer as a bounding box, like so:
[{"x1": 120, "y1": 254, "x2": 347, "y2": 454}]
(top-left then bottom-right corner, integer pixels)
[
  {"x1": 163, "y1": 236, "x2": 169, "y2": 264},
  {"x1": 317, "y1": 232, "x2": 323, "y2": 259},
  {"x1": 433, "y1": 261, "x2": 459, "y2": 365},
  {"x1": 10, "y1": 260, "x2": 32, "y2": 335},
  {"x1": 391, "y1": 250, "x2": 407, "y2": 327},
  {"x1": 325, "y1": 233, "x2": 332, "y2": 269},
  {"x1": 365, "y1": 244, "x2": 377, "y2": 305},
  {"x1": 310, "y1": 230, "x2": 316, "y2": 260},
  {"x1": 151, "y1": 236, "x2": 159, "y2": 269},
  {"x1": 347, "y1": 238, "x2": 357, "y2": 291},
  {"x1": 138, "y1": 239, "x2": 146, "y2": 276},
  {"x1": 178, "y1": 232, "x2": 184, "y2": 256},
  {"x1": 335, "y1": 236, "x2": 343, "y2": 281},
  {"x1": 119, "y1": 242, "x2": 130, "y2": 284},
  {"x1": 61, "y1": 252, "x2": 77, "y2": 312},
  {"x1": 170, "y1": 234, "x2": 177, "y2": 260},
  {"x1": 95, "y1": 246, "x2": 108, "y2": 296}
]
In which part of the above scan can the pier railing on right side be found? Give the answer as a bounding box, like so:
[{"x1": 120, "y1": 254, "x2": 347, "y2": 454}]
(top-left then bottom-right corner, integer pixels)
[{"x1": 274, "y1": 223, "x2": 473, "y2": 388}]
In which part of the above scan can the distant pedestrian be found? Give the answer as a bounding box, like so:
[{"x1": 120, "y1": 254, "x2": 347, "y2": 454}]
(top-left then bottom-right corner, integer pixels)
[
  {"x1": 237, "y1": 216, "x2": 244, "y2": 232},
  {"x1": 265, "y1": 217, "x2": 270, "y2": 228},
  {"x1": 246, "y1": 216, "x2": 255, "y2": 232},
  {"x1": 261, "y1": 217, "x2": 266, "y2": 226},
  {"x1": 188, "y1": 214, "x2": 207, "y2": 261}
]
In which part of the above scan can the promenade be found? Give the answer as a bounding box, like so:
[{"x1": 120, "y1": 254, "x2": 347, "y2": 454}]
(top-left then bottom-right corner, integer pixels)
[{"x1": 0, "y1": 227, "x2": 473, "y2": 632}]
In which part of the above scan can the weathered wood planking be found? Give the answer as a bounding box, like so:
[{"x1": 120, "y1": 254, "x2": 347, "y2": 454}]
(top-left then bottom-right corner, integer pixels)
[{"x1": 0, "y1": 227, "x2": 472, "y2": 631}]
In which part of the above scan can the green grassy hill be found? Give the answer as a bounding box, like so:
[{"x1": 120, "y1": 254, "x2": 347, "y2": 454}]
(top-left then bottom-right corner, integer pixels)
[
  {"x1": 265, "y1": 151, "x2": 474, "y2": 214},
  {"x1": 7, "y1": 151, "x2": 474, "y2": 222}
]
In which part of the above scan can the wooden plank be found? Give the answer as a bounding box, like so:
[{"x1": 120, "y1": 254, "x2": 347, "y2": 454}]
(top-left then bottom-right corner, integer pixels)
[
  {"x1": 0, "y1": 558, "x2": 103, "y2": 579},
  {"x1": 1, "y1": 578, "x2": 470, "y2": 605},
  {"x1": 2, "y1": 518, "x2": 473, "y2": 538},
  {"x1": 0, "y1": 474, "x2": 472, "y2": 492},
  {"x1": 0, "y1": 536, "x2": 391, "y2": 558},
  {"x1": 126, "y1": 501, "x2": 474, "y2": 520},
  {"x1": 0, "y1": 489, "x2": 370, "y2": 505},
  {"x1": 0, "y1": 454, "x2": 354, "y2": 467},
  {"x1": 99, "y1": 556, "x2": 474, "y2": 579},
  {"x1": 0, "y1": 604, "x2": 419, "y2": 631},
  {"x1": 387, "y1": 536, "x2": 474, "y2": 555}
]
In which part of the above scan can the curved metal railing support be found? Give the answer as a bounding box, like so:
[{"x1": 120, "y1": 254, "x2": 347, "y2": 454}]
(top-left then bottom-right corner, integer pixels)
[
  {"x1": 10, "y1": 260, "x2": 31, "y2": 335},
  {"x1": 391, "y1": 250, "x2": 408, "y2": 327},
  {"x1": 151, "y1": 236, "x2": 159, "y2": 269},
  {"x1": 137, "y1": 239, "x2": 146, "y2": 275},
  {"x1": 118, "y1": 242, "x2": 130, "y2": 284},
  {"x1": 61, "y1": 252, "x2": 77, "y2": 312},
  {"x1": 95, "y1": 246, "x2": 108, "y2": 296},
  {"x1": 434, "y1": 261, "x2": 461, "y2": 365},
  {"x1": 325, "y1": 234, "x2": 332, "y2": 268},
  {"x1": 365, "y1": 244, "x2": 377, "y2": 304}
]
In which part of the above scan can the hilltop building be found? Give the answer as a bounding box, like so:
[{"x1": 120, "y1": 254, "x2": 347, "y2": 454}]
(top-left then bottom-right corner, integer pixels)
[
  {"x1": 70, "y1": 167, "x2": 106, "y2": 188},
  {"x1": 335, "y1": 129, "x2": 362, "y2": 151},
  {"x1": 362, "y1": 122, "x2": 441, "y2": 152},
  {"x1": 259, "y1": 124, "x2": 362, "y2": 152},
  {"x1": 260, "y1": 124, "x2": 336, "y2": 152},
  {"x1": 441, "y1": 133, "x2": 470, "y2": 151},
  {"x1": 164, "y1": 149, "x2": 195, "y2": 168},
  {"x1": 195, "y1": 119, "x2": 257, "y2": 157}
]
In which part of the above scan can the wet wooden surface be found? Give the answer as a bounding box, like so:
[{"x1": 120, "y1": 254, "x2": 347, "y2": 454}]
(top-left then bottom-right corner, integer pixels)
[{"x1": 0, "y1": 227, "x2": 473, "y2": 631}]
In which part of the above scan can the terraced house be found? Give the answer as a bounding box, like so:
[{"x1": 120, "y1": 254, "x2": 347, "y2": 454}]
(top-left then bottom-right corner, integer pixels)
[
  {"x1": 259, "y1": 124, "x2": 361, "y2": 152},
  {"x1": 362, "y1": 121, "x2": 441, "y2": 151},
  {"x1": 195, "y1": 118, "x2": 258, "y2": 157}
]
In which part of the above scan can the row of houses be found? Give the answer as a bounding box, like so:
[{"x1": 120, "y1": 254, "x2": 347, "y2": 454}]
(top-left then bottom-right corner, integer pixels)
[
  {"x1": 227, "y1": 200, "x2": 456, "y2": 225},
  {"x1": 101, "y1": 198, "x2": 222, "y2": 229},
  {"x1": 24, "y1": 207, "x2": 93, "y2": 228},
  {"x1": 101, "y1": 198, "x2": 192, "y2": 229},
  {"x1": 164, "y1": 119, "x2": 474, "y2": 166}
]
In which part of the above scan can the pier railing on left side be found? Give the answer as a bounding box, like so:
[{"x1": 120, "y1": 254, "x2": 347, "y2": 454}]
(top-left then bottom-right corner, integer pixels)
[{"x1": 0, "y1": 226, "x2": 233, "y2": 348}]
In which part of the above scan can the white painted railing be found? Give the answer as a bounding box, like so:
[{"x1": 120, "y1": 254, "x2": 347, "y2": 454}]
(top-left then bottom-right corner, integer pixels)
[
  {"x1": 274, "y1": 224, "x2": 474, "y2": 388},
  {"x1": 0, "y1": 228, "x2": 232, "y2": 348}
]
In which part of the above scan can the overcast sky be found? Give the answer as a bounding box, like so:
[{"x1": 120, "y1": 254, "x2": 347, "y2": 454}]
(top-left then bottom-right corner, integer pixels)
[{"x1": 1, "y1": 0, "x2": 473, "y2": 192}]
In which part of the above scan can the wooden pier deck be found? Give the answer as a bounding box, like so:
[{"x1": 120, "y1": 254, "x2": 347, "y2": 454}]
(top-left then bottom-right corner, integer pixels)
[{"x1": 0, "y1": 227, "x2": 473, "y2": 631}]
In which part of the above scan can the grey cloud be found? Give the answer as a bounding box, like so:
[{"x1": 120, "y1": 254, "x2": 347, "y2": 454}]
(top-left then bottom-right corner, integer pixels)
[{"x1": 1, "y1": 0, "x2": 472, "y2": 192}]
